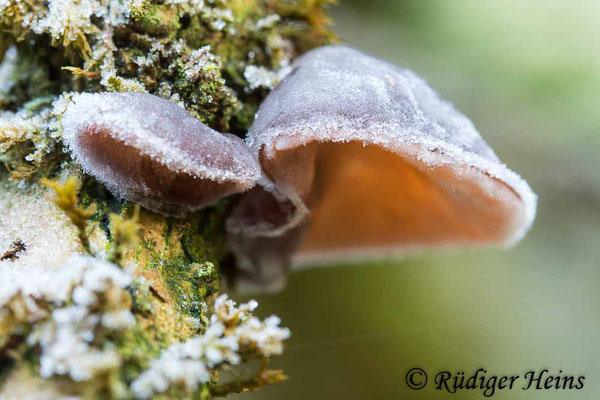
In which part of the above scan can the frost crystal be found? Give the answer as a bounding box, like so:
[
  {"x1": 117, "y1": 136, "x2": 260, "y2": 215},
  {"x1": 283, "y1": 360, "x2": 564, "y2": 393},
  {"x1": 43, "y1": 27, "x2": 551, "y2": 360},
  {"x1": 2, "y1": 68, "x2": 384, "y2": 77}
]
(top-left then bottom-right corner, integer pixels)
[
  {"x1": 31, "y1": 0, "x2": 96, "y2": 42},
  {"x1": 165, "y1": 0, "x2": 205, "y2": 16},
  {"x1": 131, "y1": 295, "x2": 290, "y2": 399},
  {"x1": 99, "y1": 47, "x2": 147, "y2": 92},
  {"x1": 255, "y1": 14, "x2": 280, "y2": 30},
  {"x1": 0, "y1": 105, "x2": 58, "y2": 166},
  {"x1": 244, "y1": 64, "x2": 292, "y2": 91},
  {"x1": 205, "y1": 8, "x2": 233, "y2": 31},
  {"x1": 31, "y1": 305, "x2": 122, "y2": 381},
  {"x1": 0, "y1": 255, "x2": 134, "y2": 380},
  {"x1": 0, "y1": 46, "x2": 17, "y2": 97},
  {"x1": 179, "y1": 46, "x2": 221, "y2": 82}
]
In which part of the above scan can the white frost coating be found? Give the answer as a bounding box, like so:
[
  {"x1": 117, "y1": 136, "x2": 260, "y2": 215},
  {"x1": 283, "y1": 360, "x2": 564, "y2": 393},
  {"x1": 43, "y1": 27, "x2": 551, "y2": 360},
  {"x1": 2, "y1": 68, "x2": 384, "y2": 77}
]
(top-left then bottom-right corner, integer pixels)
[
  {"x1": 0, "y1": 182, "x2": 82, "y2": 275},
  {"x1": 31, "y1": 0, "x2": 97, "y2": 41},
  {"x1": 0, "y1": 253, "x2": 132, "y2": 322},
  {"x1": 0, "y1": 46, "x2": 17, "y2": 97},
  {"x1": 29, "y1": 0, "x2": 130, "y2": 43},
  {"x1": 131, "y1": 294, "x2": 290, "y2": 399},
  {"x1": 255, "y1": 14, "x2": 280, "y2": 30},
  {"x1": 247, "y1": 45, "x2": 537, "y2": 245},
  {"x1": 61, "y1": 92, "x2": 261, "y2": 208},
  {"x1": 182, "y1": 46, "x2": 220, "y2": 81},
  {"x1": 0, "y1": 103, "x2": 58, "y2": 165},
  {"x1": 0, "y1": 254, "x2": 134, "y2": 381},
  {"x1": 244, "y1": 64, "x2": 292, "y2": 91},
  {"x1": 205, "y1": 8, "x2": 233, "y2": 31},
  {"x1": 23, "y1": 255, "x2": 135, "y2": 381}
]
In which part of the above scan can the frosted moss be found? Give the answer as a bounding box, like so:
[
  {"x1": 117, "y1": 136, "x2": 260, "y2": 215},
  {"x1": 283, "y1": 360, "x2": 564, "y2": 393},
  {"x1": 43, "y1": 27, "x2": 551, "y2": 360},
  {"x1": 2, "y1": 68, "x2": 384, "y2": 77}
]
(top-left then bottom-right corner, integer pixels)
[
  {"x1": 131, "y1": 295, "x2": 290, "y2": 399},
  {"x1": 0, "y1": 0, "x2": 334, "y2": 396},
  {"x1": 1, "y1": 254, "x2": 290, "y2": 398}
]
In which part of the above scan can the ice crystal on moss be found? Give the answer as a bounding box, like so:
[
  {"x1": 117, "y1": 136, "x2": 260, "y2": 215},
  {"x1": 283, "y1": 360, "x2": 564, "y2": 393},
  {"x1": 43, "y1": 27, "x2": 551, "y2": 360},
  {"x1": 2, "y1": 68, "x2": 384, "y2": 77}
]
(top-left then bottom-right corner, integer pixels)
[
  {"x1": 24, "y1": 256, "x2": 133, "y2": 380},
  {"x1": 244, "y1": 64, "x2": 291, "y2": 91},
  {"x1": 1, "y1": 255, "x2": 133, "y2": 351},
  {"x1": 164, "y1": 0, "x2": 205, "y2": 16},
  {"x1": 1, "y1": 246, "x2": 290, "y2": 396},
  {"x1": 31, "y1": 0, "x2": 97, "y2": 45},
  {"x1": 0, "y1": 46, "x2": 17, "y2": 99},
  {"x1": 256, "y1": 14, "x2": 281, "y2": 30},
  {"x1": 131, "y1": 294, "x2": 290, "y2": 399},
  {"x1": 30, "y1": 305, "x2": 123, "y2": 381},
  {"x1": 0, "y1": 100, "x2": 63, "y2": 179}
]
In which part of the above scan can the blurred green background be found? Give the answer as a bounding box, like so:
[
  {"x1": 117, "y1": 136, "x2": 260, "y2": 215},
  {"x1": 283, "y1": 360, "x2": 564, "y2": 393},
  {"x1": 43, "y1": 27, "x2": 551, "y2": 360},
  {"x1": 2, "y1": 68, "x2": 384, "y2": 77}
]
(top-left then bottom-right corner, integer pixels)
[{"x1": 233, "y1": 1, "x2": 600, "y2": 399}]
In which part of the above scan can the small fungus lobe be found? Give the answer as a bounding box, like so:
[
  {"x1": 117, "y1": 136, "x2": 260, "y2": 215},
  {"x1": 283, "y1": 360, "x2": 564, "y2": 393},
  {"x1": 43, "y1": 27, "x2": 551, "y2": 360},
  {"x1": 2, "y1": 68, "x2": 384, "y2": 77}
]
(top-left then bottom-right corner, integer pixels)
[{"x1": 62, "y1": 92, "x2": 261, "y2": 216}]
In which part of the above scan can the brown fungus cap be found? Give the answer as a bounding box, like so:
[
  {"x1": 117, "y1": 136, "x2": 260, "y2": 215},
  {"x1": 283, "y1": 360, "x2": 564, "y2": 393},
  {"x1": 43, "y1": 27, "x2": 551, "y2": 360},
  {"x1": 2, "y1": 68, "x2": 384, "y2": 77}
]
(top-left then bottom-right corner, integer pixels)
[
  {"x1": 62, "y1": 92, "x2": 261, "y2": 216},
  {"x1": 227, "y1": 45, "x2": 537, "y2": 290}
]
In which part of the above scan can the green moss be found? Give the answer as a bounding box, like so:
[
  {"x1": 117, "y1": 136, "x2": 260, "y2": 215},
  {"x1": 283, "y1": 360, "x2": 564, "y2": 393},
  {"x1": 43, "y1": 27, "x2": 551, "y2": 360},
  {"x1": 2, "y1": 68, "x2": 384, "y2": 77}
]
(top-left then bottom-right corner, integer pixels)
[
  {"x1": 158, "y1": 260, "x2": 217, "y2": 320},
  {"x1": 0, "y1": 356, "x2": 14, "y2": 388},
  {"x1": 20, "y1": 346, "x2": 40, "y2": 376},
  {"x1": 116, "y1": 326, "x2": 163, "y2": 384},
  {"x1": 170, "y1": 51, "x2": 239, "y2": 130},
  {"x1": 79, "y1": 176, "x2": 116, "y2": 225},
  {"x1": 128, "y1": 281, "x2": 154, "y2": 316},
  {"x1": 77, "y1": 173, "x2": 224, "y2": 324},
  {"x1": 114, "y1": 204, "x2": 226, "y2": 325},
  {"x1": 182, "y1": 204, "x2": 227, "y2": 263},
  {"x1": 134, "y1": 4, "x2": 180, "y2": 38}
]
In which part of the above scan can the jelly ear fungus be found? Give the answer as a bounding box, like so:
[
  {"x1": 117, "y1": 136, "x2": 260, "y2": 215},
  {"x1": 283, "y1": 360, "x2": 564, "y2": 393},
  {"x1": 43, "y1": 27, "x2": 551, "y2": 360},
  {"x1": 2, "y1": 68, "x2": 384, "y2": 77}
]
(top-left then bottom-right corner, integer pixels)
[
  {"x1": 62, "y1": 92, "x2": 261, "y2": 217},
  {"x1": 226, "y1": 45, "x2": 537, "y2": 291}
]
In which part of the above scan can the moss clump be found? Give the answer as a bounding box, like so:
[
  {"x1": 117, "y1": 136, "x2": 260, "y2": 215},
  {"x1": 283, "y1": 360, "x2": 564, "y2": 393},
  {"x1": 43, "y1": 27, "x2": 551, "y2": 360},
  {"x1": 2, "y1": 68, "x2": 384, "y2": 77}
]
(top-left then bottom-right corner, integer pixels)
[
  {"x1": 135, "y1": 206, "x2": 226, "y2": 323},
  {"x1": 134, "y1": 4, "x2": 181, "y2": 37},
  {"x1": 158, "y1": 260, "x2": 219, "y2": 320},
  {"x1": 116, "y1": 325, "x2": 163, "y2": 384}
]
